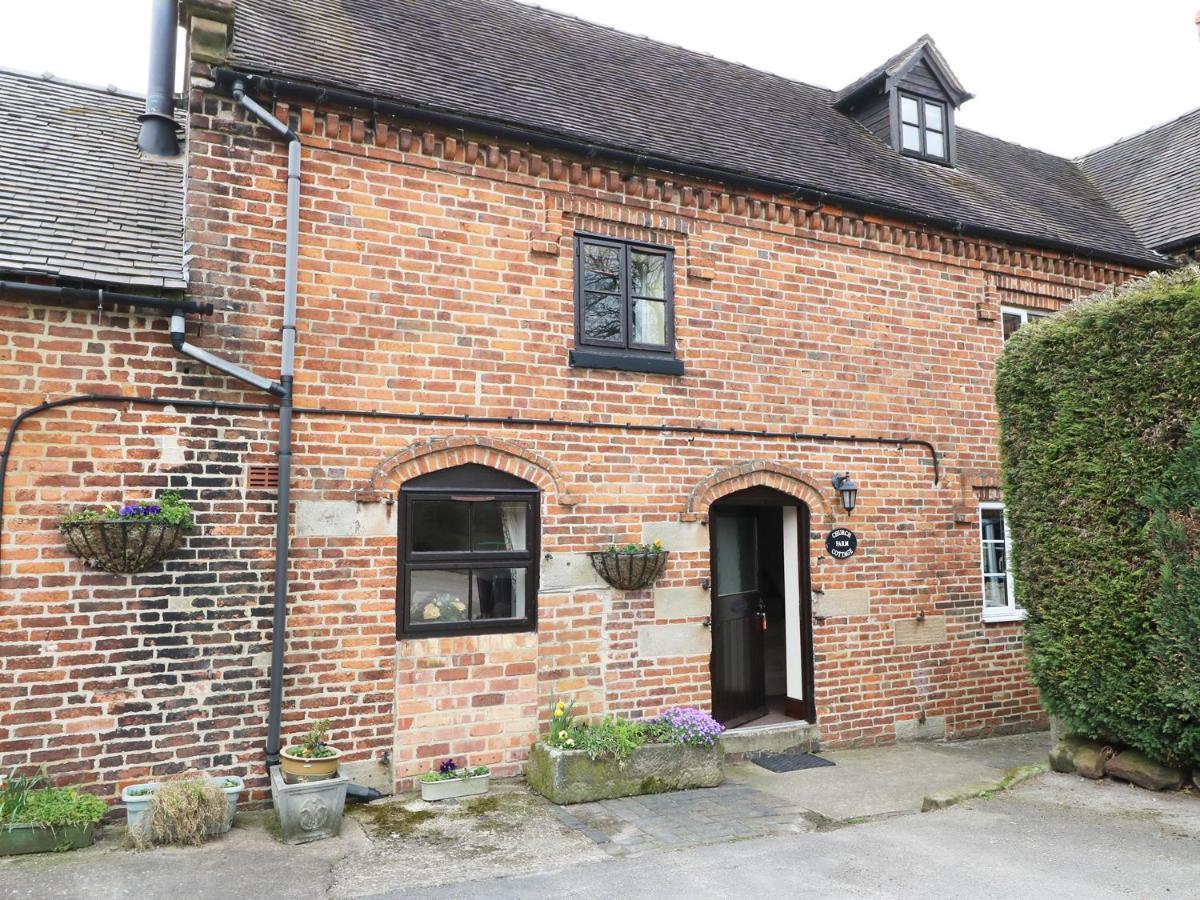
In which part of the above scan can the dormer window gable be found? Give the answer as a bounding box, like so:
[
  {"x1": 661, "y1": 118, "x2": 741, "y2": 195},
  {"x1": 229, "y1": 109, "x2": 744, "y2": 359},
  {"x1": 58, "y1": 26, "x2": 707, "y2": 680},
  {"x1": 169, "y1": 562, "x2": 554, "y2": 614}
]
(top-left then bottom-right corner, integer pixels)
[{"x1": 832, "y1": 35, "x2": 973, "y2": 168}]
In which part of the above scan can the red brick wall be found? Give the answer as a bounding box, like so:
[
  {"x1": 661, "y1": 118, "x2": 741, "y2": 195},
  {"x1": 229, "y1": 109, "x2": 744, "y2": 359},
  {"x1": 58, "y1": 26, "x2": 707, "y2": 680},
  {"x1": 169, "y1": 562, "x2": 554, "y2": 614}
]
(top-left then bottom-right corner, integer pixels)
[{"x1": 0, "y1": 72, "x2": 1149, "y2": 800}]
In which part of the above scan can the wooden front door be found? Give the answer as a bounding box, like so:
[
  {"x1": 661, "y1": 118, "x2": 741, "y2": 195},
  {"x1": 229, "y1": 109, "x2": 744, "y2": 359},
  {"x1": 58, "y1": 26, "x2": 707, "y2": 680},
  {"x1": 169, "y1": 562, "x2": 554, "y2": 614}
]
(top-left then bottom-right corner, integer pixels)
[{"x1": 710, "y1": 508, "x2": 767, "y2": 727}]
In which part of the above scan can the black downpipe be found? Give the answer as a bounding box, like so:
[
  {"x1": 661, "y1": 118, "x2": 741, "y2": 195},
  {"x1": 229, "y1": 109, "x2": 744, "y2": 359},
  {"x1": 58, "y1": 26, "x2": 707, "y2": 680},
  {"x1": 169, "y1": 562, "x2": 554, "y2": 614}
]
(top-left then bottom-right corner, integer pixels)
[
  {"x1": 212, "y1": 68, "x2": 1169, "y2": 272},
  {"x1": 229, "y1": 80, "x2": 302, "y2": 768},
  {"x1": 0, "y1": 279, "x2": 212, "y2": 317}
]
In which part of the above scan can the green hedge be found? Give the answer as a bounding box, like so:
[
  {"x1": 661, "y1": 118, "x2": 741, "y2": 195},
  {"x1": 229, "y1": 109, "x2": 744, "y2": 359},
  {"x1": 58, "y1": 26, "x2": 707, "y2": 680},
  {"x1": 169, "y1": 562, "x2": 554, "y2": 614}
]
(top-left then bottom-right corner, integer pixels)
[{"x1": 995, "y1": 269, "x2": 1200, "y2": 767}]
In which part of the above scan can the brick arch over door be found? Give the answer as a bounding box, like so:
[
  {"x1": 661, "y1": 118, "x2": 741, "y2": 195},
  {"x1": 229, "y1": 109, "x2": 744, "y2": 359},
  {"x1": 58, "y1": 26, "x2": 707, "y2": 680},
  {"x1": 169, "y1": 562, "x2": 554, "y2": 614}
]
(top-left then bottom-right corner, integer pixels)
[
  {"x1": 683, "y1": 460, "x2": 834, "y2": 526},
  {"x1": 363, "y1": 435, "x2": 579, "y2": 506}
]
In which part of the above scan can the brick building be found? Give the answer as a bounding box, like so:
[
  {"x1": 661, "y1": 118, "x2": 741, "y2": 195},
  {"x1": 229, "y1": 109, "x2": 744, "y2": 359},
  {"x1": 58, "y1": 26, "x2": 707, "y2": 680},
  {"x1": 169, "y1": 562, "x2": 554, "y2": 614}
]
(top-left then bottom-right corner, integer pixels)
[{"x1": 0, "y1": 0, "x2": 1173, "y2": 802}]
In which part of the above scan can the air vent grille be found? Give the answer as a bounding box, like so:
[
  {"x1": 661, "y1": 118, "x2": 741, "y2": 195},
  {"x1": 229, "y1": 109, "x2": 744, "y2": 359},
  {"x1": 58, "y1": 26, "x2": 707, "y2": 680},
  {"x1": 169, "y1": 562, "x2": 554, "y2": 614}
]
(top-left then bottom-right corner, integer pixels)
[{"x1": 246, "y1": 464, "x2": 279, "y2": 491}]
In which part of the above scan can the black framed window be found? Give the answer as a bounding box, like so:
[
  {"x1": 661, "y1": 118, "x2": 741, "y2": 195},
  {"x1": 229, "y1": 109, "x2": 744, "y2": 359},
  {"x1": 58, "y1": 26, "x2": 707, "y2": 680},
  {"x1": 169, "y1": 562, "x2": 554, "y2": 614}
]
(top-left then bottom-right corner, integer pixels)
[
  {"x1": 398, "y1": 464, "x2": 539, "y2": 638},
  {"x1": 571, "y1": 235, "x2": 682, "y2": 375},
  {"x1": 899, "y1": 94, "x2": 948, "y2": 162}
]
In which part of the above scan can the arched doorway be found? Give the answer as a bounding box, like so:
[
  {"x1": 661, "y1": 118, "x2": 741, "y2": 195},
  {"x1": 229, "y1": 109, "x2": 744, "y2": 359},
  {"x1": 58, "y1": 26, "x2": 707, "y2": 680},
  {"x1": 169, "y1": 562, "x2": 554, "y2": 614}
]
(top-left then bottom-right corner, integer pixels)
[{"x1": 709, "y1": 485, "x2": 815, "y2": 728}]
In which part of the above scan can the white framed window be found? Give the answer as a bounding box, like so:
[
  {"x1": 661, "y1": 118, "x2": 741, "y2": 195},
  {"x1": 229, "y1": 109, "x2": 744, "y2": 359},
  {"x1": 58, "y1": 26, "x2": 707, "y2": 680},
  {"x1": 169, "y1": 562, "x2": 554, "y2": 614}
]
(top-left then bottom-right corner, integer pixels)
[
  {"x1": 1001, "y1": 305, "x2": 1051, "y2": 341},
  {"x1": 979, "y1": 502, "x2": 1025, "y2": 623}
]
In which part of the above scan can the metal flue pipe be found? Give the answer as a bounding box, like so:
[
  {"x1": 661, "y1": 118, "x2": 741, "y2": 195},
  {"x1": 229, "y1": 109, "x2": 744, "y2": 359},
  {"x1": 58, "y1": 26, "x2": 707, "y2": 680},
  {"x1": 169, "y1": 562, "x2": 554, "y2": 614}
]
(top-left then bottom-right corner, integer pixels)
[{"x1": 137, "y1": 0, "x2": 180, "y2": 157}]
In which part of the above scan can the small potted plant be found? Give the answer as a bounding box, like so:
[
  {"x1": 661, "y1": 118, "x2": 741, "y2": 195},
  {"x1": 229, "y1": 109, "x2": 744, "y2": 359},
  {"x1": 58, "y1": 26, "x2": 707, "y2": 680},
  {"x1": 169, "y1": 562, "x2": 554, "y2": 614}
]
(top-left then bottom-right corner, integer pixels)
[
  {"x1": 280, "y1": 719, "x2": 341, "y2": 784},
  {"x1": 588, "y1": 538, "x2": 668, "y2": 591},
  {"x1": 419, "y1": 759, "x2": 490, "y2": 802},
  {"x1": 59, "y1": 490, "x2": 194, "y2": 574},
  {"x1": 0, "y1": 768, "x2": 107, "y2": 855}
]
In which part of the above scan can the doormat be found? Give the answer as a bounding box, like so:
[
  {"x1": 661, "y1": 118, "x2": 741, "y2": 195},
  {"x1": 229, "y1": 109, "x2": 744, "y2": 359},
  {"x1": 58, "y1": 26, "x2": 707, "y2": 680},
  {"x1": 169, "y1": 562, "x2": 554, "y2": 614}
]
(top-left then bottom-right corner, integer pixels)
[{"x1": 750, "y1": 751, "x2": 835, "y2": 773}]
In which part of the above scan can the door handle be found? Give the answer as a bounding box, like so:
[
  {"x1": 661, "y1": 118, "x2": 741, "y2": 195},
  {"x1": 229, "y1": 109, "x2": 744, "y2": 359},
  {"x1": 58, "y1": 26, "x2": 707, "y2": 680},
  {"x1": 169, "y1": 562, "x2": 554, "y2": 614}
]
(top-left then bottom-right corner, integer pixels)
[{"x1": 701, "y1": 616, "x2": 712, "y2": 629}]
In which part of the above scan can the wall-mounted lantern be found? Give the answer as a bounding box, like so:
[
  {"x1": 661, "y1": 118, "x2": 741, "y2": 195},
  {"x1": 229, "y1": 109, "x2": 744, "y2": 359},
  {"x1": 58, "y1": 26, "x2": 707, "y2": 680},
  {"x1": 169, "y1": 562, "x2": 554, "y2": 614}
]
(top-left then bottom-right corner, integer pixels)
[{"x1": 831, "y1": 473, "x2": 858, "y2": 514}]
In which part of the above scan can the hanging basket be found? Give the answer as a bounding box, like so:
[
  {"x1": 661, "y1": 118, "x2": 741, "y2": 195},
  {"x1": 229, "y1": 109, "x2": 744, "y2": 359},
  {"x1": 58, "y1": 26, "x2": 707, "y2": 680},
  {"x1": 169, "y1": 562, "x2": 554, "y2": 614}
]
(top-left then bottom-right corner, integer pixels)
[
  {"x1": 587, "y1": 549, "x2": 669, "y2": 591},
  {"x1": 61, "y1": 519, "x2": 187, "y2": 575}
]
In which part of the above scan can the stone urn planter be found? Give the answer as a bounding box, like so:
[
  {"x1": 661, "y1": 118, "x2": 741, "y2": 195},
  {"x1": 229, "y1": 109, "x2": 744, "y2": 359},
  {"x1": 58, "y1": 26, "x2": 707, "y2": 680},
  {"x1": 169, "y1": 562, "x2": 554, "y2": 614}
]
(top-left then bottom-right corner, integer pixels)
[
  {"x1": 525, "y1": 740, "x2": 723, "y2": 805},
  {"x1": 122, "y1": 775, "x2": 244, "y2": 839},
  {"x1": 270, "y1": 766, "x2": 348, "y2": 845},
  {"x1": 61, "y1": 519, "x2": 187, "y2": 575},
  {"x1": 587, "y1": 548, "x2": 668, "y2": 591}
]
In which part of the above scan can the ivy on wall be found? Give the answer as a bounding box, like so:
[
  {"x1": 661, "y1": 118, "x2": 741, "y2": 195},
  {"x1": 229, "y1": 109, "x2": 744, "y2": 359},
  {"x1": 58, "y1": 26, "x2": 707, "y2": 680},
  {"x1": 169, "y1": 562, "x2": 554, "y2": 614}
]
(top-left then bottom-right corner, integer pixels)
[{"x1": 996, "y1": 269, "x2": 1200, "y2": 766}]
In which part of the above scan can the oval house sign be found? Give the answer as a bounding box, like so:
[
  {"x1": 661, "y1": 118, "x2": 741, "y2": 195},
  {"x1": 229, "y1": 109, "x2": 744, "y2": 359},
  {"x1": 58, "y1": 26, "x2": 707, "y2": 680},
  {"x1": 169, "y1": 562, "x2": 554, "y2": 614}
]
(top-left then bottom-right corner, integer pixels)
[{"x1": 825, "y1": 528, "x2": 857, "y2": 559}]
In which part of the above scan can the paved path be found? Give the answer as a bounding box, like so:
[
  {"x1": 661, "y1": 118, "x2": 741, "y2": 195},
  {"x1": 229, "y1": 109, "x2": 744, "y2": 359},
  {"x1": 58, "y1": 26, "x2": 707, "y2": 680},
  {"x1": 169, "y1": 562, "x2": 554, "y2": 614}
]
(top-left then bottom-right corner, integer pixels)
[
  {"x1": 392, "y1": 775, "x2": 1200, "y2": 899},
  {"x1": 546, "y1": 731, "x2": 1047, "y2": 857}
]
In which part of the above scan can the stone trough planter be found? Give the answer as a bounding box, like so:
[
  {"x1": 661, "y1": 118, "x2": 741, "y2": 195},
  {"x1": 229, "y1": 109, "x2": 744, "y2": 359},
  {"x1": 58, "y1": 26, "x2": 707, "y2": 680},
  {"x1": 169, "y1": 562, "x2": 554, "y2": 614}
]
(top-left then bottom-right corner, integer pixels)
[{"x1": 525, "y1": 740, "x2": 723, "y2": 805}]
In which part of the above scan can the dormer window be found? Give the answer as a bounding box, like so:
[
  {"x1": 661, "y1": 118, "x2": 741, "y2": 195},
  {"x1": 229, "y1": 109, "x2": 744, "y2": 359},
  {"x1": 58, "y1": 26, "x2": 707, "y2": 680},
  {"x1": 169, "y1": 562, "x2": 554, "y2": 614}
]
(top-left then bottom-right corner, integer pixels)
[
  {"x1": 900, "y1": 94, "x2": 947, "y2": 162},
  {"x1": 832, "y1": 35, "x2": 972, "y2": 169}
]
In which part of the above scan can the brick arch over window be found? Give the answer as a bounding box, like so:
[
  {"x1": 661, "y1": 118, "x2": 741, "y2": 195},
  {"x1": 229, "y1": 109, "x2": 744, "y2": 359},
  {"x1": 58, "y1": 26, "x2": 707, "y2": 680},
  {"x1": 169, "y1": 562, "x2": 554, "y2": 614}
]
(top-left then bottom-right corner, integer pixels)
[
  {"x1": 683, "y1": 460, "x2": 834, "y2": 525},
  {"x1": 362, "y1": 436, "x2": 579, "y2": 506}
]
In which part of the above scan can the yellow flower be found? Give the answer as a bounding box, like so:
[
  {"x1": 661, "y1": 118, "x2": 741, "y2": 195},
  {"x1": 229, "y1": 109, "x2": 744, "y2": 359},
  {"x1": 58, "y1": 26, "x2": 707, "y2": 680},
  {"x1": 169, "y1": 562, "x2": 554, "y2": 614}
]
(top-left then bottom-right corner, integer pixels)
[
  {"x1": 558, "y1": 730, "x2": 568, "y2": 740},
  {"x1": 451, "y1": 600, "x2": 466, "y2": 613},
  {"x1": 422, "y1": 602, "x2": 441, "y2": 619},
  {"x1": 652, "y1": 538, "x2": 663, "y2": 549},
  {"x1": 564, "y1": 738, "x2": 575, "y2": 748}
]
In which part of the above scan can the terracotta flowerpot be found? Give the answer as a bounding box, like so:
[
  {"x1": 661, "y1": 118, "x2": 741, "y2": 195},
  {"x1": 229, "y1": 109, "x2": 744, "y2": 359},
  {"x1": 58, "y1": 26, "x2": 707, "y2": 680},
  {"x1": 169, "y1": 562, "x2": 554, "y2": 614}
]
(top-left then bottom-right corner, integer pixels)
[{"x1": 280, "y1": 747, "x2": 341, "y2": 784}]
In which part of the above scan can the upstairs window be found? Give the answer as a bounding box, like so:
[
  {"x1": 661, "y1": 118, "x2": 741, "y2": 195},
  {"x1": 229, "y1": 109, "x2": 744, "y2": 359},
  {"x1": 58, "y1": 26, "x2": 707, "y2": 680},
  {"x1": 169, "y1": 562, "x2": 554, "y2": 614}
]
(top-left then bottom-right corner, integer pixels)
[
  {"x1": 1001, "y1": 306, "x2": 1051, "y2": 341},
  {"x1": 571, "y1": 235, "x2": 682, "y2": 376},
  {"x1": 899, "y1": 94, "x2": 948, "y2": 162},
  {"x1": 399, "y1": 464, "x2": 539, "y2": 638}
]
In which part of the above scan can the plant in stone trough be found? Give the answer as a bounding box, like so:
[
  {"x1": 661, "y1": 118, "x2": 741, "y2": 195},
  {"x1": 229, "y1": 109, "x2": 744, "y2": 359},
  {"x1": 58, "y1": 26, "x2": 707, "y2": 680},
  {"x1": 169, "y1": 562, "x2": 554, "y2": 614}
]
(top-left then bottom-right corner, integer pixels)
[
  {"x1": 647, "y1": 707, "x2": 725, "y2": 748},
  {"x1": 545, "y1": 695, "x2": 578, "y2": 749},
  {"x1": 545, "y1": 697, "x2": 723, "y2": 763}
]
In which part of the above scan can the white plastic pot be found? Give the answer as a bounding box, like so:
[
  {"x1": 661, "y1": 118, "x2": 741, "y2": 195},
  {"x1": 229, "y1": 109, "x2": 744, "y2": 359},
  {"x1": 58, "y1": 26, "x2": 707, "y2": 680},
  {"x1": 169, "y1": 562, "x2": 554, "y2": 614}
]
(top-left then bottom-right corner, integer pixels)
[
  {"x1": 122, "y1": 775, "x2": 245, "y2": 839},
  {"x1": 419, "y1": 772, "x2": 490, "y2": 802}
]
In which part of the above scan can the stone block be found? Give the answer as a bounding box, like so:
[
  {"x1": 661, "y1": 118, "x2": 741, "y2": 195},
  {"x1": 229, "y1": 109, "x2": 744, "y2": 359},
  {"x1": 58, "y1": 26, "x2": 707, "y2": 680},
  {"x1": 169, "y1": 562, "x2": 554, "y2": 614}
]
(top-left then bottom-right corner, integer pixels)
[
  {"x1": 1105, "y1": 749, "x2": 1186, "y2": 791},
  {"x1": 338, "y1": 757, "x2": 394, "y2": 795},
  {"x1": 1048, "y1": 736, "x2": 1113, "y2": 779},
  {"x1": 653, "y1": 585, "x2": 708, "y2": 620},
  {"x1": 719, "y1": 721, "x2": 819, "y2": 757},
  {"x1": 640, "y1": 521, "x2": 708, "y2": 552},
  {"x1": 525, "y1": 740, "x2": 723, "y2": 805},
  {"x1": 638, "y1": 623, "x2": 710, "y2": 658},
  {"x1": 295, "y1": 500, "x2": 394, "y2": 538},
  {"x1": 892, "y1": 616, "x2": 947, "y2": 647},
  {"x1": 540, "y1": 553, "x2": 606, "y2": 592},
  {"x1": 895, "y1": 716, "x2": 946, "y2": 742},
  {"x1": 814, "y1": 588, "x2": 870, "y2": 618}
]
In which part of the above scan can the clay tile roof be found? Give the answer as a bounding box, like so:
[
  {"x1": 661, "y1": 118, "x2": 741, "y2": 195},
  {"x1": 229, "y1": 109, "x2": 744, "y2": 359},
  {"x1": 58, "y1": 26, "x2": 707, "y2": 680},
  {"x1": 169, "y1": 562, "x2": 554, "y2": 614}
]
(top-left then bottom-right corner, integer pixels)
[
  {"x1": 1080, "y1": 107, "x2": 1200, "y2": 253},
  {"x1": 226, "y1": 0, "x2": 1164, "y2": 268},
  {"x1": 0, "y1": 69, "x2": 185, "y2": 289}
]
